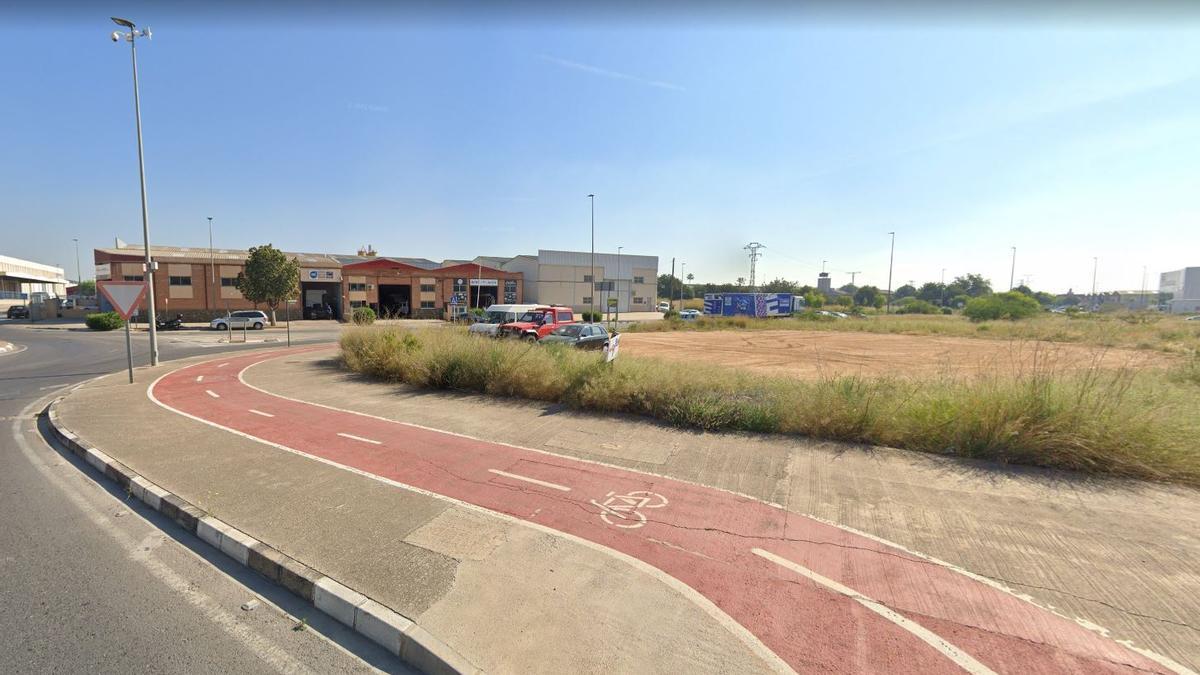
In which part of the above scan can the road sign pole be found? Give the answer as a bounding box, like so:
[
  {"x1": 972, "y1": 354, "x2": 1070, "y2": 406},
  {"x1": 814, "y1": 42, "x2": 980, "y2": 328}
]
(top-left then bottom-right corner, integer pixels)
[
  {"x1": 286, "y1": 300, "x2": 292, "y2": 347},
  {"x1": 124, "y1": 319, "x2": 134, "y2": 383}
]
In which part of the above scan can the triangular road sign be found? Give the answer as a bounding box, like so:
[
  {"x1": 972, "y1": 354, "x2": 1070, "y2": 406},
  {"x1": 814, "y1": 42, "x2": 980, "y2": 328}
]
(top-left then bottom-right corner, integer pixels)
[{"x1": 98, "y1": 281, "x2": 149, "y2": 320}]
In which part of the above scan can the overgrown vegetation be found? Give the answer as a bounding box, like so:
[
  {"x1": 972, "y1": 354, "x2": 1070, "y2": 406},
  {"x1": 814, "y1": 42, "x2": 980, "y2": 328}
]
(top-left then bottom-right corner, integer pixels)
[
  {"x1": 963, "y1": 291, "x2": 1042, "y2": 322},
  {"x1": 85, "y1": 311, "x2": 124, "y2": 331},
  {"x1": 342, "y1": 327, "x2": 1200, "y2": 485},
  {"x1": 624, "y1": 312, "x2": 1200, "y2": 354}
]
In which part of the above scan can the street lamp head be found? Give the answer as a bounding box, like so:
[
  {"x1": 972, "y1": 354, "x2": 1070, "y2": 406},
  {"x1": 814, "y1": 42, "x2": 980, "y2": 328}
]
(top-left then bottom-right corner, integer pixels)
[{"x1": 111, "y1": 16, "x2": 135, "y2": 28}]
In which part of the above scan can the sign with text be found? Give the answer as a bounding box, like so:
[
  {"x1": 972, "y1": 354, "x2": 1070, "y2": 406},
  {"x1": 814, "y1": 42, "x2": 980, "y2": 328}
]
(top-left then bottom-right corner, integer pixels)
[
  {"x1": 301, "y1": 268, "x2": 342, "y2": 282},
  {"x1": 469, "y1": 278, "x2": 498, "y2": 287},
  {"x1": 603, "y1": 333, "x2": 620, "y2": 363},
  {"x1": 95, "y1": 263, "x2": 111, "y2": 280},
  {"x1": 97, "y1": 281, "x2": 148, "y2": 320}
]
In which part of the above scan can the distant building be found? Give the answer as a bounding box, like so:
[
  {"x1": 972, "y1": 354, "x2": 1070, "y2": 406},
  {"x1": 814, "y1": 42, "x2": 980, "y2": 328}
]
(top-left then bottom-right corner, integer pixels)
[
  {"x1": 1159, "y1": 267, "x2": 1200, "y2": 314},
  {"x1": 815, "y1": 272, "x2": 850, "y2": 301},
  {"x1": 501, "y1": 249, "x2": 658, "y2": 314},
  {"x1": 1100, "y1": 290, "x2": 1157, "y2": 311},
  {"x1": 0, "y1": 254, "x2": 67, "y2": 309}
]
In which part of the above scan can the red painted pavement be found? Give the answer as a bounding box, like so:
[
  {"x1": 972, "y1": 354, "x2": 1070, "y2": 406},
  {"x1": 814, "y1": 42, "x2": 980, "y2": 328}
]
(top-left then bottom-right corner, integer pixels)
[{"x1": 150, "y1": 348, "x2": 1174, "y2": 674}]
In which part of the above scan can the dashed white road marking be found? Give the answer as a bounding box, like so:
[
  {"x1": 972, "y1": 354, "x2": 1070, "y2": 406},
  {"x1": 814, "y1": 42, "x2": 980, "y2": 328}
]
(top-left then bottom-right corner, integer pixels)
[
  {"x1": 195, "y1": 375, "x2": 204, "y2": 383},
  {"x1": 205, "y1": 390, "x2": 220, "y2": 399},
  {"x1": 248, "y1": 409, "x2": 274, "y2": 418},
  {"x1": 336, "y1": 432, "x2": 381, "y2": 445},
  {"x1": 216, "y1": 363, "x2": 229, "y2": 368},
  {"x1": 487, "y1": 469, "x2": 571, "y2": 492},
  {"x1": 751, "y1": 548, "x2": 996, "y2": 675}
]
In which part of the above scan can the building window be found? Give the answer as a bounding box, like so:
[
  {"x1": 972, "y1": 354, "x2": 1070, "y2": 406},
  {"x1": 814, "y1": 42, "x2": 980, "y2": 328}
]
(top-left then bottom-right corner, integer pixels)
[
  {"x1": 168, "y1": 276, "x2": 191, "y2": 286},
  {"x1": 633, "y1": 276, "x2": 645, "y2": 284},
  {"x1": 582, "y1": 296, "x2": 593, "y2": 304},
  {"x1": 350, "y1": 300, "x2": 367, "y2": 308},
  {"x1": 221, "y1": 277, "x2": 237, "y2": 287},
  {"x1": 452, "y1": 280, "x2": 467, "y2": 293},
  {"x1": 123, "y1": 275, "x2": 143, "y2": 282},
  {"x1": 348, "y1": 283, "x2": 366, "y2": 292},
  {"x1": 420, "y1": 300, "x2": 435, "y2": 309},
  {"x1": 633, "y1": 297, "x2": 645, "y2": 304},
  {"x1": 583, "y1": 275, "x2": 593, "y2": 283},
  {"x1": 420, "y1": 284, "x2": 436, "y2": 293}
]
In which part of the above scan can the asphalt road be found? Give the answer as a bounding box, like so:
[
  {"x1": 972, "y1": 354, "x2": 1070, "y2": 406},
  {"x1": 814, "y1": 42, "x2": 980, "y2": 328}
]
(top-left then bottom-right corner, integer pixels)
[{"x1": 0, "y1": 320, "x2": 413, "y2": 674}]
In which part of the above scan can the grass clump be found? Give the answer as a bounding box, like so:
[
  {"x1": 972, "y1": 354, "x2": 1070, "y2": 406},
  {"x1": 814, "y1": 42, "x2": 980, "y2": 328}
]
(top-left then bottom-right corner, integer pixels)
[{"x1": 342, "y1": 327, "x2": 1200, "y2": 485}]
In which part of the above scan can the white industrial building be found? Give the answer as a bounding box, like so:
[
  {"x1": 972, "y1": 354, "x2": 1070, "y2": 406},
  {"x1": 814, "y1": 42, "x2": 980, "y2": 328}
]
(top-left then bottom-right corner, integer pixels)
[
  {"x1": 0, "y1": 254, "x2": 67, "y2": 310},
  {"x1": 495, "y1": 249, "x2": 658, "y2": 314},
  {"x1": 1160, "y1": 267, "x2": 1200, "y2": 314}
]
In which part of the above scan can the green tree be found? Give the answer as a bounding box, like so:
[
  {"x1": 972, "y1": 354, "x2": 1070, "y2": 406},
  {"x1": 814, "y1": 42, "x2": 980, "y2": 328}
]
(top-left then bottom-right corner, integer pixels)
[
  {"x1": 894, "y1": 284, "x2": 917, "y2": 300},
  {"x1": 235, "y1": 244, "x2": 299, "y2": 325},
  {"x1": 834, "y1": 294, "x2": 853, "y2": 307},
  {"x1": 735, "y1": 277, "x2": 747, "y2": 289},
  {"x1": 1012, "y1": 284, "x2": 1033, "y2": 296},
  {"x1": 853, "y1": 285, "x2": 880, "y2": 307},
  {"x1": 657, "y1": 274, "x2": 682, "y2": 301},
  {"x1": 803, "y1": 291, "x2": 824, "y2": 308},
  {"x1": 761, "y1": 277, "x2": 799, "y2": 294},
  {"x1": 78, "y1": 280, "x2": 97, "y2": 296},
  {"x1": 951, "y1": 273, "x2": 993, "y2": 298},
  {"x1": 838, "y1": 283, "x2": 857, "y2": 294},
  {"x1": 1033, "y1": 291, "x2": 1056, "y2": 306},
  {"x1": 916, "y1": 282, "x2": 946, "y2": 305}
]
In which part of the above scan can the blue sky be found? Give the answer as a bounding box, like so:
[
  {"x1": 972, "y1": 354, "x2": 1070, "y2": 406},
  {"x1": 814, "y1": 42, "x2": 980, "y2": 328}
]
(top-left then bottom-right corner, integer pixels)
[{"x1": 2, "y1": 6, "x2": 1198, "y2": 293}]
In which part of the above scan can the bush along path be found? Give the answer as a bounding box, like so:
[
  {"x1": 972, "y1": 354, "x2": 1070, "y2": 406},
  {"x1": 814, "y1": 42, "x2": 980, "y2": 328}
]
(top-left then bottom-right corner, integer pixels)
[{"x1": 340, "y1": 327, "x2": 1200, "y2": 486}]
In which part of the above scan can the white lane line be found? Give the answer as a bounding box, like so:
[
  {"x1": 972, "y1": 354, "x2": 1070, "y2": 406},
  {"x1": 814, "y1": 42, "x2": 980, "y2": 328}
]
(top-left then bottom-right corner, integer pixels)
[
  {"x1": 216, "y1": 363, "x2": 230, "y2": 368},
  {"x1": 248, "y1": 409, "x2": 274, "y2": 418},
  {"x1": 336, "y1": 432, "x2": 381, "y2": 445},
  {"x1": 196, "y1": 375, "x2": 204, "y2": 383},
  {"x1": 205, "y1": 390, "x2": 220, "y2": 399},
  {"x1": 487, "y1": 469, "x2": 571, "y2": 492},
  {"x1": 751, "y1": 548, "x2": 996, "y2": 675}
]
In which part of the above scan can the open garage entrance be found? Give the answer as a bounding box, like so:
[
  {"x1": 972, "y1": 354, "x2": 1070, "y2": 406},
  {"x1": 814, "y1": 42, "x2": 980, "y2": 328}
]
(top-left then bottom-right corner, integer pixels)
[
  {"x1": 301, "y1": 281, "x2": 341, "y2": 319},
  {"x1": 379, "y1": 284, "x2": 411, "y2": 318}
]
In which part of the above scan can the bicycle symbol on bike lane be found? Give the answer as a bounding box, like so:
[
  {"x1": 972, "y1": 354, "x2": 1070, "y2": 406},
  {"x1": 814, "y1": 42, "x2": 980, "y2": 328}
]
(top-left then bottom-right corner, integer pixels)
[{"x1": 591, "y1": 490, "x2": 669, "y2": 529}]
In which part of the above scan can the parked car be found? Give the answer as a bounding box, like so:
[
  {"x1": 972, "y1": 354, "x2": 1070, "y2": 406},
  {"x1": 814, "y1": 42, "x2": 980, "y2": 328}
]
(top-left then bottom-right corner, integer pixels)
[
  {"x1": 679, "y1": 309, "x2": 701, "y2": 320},
  {"x1": 538, "y1": 323, "x2": 611, "y2": 349},
  {"x1": 468, "y1": 304, "x2": 541, "y2": 337},
  {"x1": 815, "y1": 310, "x2": 846, "y2": 319},
  {"x1": 6, "y1": 305, "x2": 29, "y2": 319},
  {"x1": 497, "y1": 306, "x2": 577, "y2": 342},
  {"x1": 61, "y1": 298, "x2": 76, "y2": 309},
  {"x1": 1186, "y1": 316, "x2": 1200, "y2": 321},
  {"x1": 210, "y1": 310, "x2": 269, "y2": 330},
  {"x1": 657, "y1": 302, "x2": 671, "y2": 312}
]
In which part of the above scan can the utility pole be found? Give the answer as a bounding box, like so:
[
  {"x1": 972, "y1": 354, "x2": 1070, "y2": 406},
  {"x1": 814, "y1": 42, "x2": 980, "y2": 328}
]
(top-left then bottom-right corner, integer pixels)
[
  {"x1": 72, "y1": 238, "x2": 82, "y2": 297},
  {"x1": 112, "y1": 16, "x2": 159, "y2": 365},
  {"x1": 1140, "y1": 265, "x2": 1148, "y2": 310},
  {"x1": 669, "y1": 257, "x2": 675, "y2": 309},
  {"x1": 208, "y1": 217, "x2": 215, "y2": 315},
  {"x1": 588, "y1": 194, "x2": 595, "y2": 317},
  {"x1": 679, "y1": 261, "x2": 687, "y2": 309},
  {"x1": 1091, "y1": 256, "x2": 1098, "y2": 309},
  {"x1": 1009, "y1": 246, "x2": 1016, "y2": 291},
  {"x1": 616, "y1": 246, "x2": 622, "y2": 322},
  {"x1": 744, "y1": 242, "x2": 765, "y2": 292},
  {"x1": 886, "y1": 231, "x2": 895, "y2": 313},
  {"x1": 847, "y1": 271, "x2": 861, "y2": 286},
  {"x1": 940, "y1": 268, "x2": 946, "y2": 307}
]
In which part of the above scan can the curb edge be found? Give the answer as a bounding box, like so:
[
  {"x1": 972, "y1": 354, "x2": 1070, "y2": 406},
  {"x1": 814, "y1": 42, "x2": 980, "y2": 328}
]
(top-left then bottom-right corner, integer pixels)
[{"x1": 44, "y1": 396, "x2": 481, "y2": 675}]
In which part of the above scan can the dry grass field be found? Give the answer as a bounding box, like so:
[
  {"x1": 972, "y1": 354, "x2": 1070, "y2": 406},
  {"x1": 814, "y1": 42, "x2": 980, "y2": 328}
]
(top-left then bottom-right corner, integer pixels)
[{"x1": 618, "y1": 329, "x2": 1178, "y2": 380}]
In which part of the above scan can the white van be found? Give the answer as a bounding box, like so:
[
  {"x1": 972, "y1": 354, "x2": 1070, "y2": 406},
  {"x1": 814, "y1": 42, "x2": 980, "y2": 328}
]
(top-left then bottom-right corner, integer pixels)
[{"x1": 468, "y1": 304, "x2": 540, "y2": 337}]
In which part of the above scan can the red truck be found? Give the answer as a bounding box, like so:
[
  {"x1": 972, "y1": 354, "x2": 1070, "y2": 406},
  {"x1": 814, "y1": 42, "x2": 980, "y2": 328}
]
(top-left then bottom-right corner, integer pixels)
[{"x1": 497, "y1": 306, "x2": 577, "y2": 342}]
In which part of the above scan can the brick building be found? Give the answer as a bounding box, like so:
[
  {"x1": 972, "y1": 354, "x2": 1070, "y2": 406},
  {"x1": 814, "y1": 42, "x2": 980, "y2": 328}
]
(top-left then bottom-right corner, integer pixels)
[{"x1": 93, "y1": 244, "x2": 525, "y2": 321}]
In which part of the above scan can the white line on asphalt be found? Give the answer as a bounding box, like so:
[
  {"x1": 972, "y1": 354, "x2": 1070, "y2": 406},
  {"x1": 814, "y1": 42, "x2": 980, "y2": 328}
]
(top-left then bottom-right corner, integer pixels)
[
  {"x1": 248, "y1": 409, "x2": 274, "y2": 418},
  {"x1": 487, "y1": 469, "x2": 571, "y2": 492},
  {"x1": 751, "y1": 548, "x2": 996, "y2": 675},
  {"x1": 336, "y1": 432, "x2": 381, "y2": 445},
  {"x1": 196, "y1": 375, "x2": 204, "y2": 383},
  {"x1": 205, "y1": 390, "x2": 220, "y2": 399},
  {"x1": 216, "y1": 363, "x2": 229, "y2": 368}
]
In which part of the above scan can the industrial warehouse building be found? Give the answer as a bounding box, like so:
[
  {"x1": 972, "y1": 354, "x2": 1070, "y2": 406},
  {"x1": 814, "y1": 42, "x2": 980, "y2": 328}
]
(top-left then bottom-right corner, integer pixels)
[
  {"x1": 0, "y1": 254, "x2": 67, "y2": 311},
  {"x1": 1160, "y1": 267, "x2": 1200, "y2": 314},
  {"x1": 93, "y1": 243, "x2": 656, "y2": 320}
]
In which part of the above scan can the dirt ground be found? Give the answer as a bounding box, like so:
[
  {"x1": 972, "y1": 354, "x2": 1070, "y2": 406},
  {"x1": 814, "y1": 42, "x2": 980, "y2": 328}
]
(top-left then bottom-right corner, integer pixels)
[{"x1": 618, "y1": 329, "x2": 1176, "y2": 379}]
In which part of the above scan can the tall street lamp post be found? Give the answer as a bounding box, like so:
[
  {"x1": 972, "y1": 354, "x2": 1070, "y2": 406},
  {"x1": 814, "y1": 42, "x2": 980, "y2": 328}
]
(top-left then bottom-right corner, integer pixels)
[
  {"x1": 111, "y1": 16, "x2": 159, "y2": 365},
  {"x1": 588, "y1": 194, "x2": 595, "y2": 318},
  {"x1": 1009, "y1": 246, "x2": 1017, "y2": 291},
  {"x1": 616, "y1": 246, "x2": 623, "y2": 323},
  {"x1": 72, "y1": 238, "x2": 82, "y2": 298},
  {"x1": 886, "y1": 231, "x2": 895, "y2": 314},
  {"x1": 1091, "y1": 257, "x2": 1099, "y2": 309},
  {"x1": 208, "y1": 216, "x2": 215, "y2": 315}
]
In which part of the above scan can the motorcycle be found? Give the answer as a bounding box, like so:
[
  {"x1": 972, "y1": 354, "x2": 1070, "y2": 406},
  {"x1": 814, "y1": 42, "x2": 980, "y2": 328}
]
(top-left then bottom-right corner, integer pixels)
[{"x1": 155, "y1": 314, "x2": 184, "y2": 331}]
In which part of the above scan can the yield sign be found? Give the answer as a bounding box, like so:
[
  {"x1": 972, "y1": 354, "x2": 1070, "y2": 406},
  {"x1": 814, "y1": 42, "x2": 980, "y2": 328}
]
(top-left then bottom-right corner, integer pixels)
[{"x1": 98, "y1": 281, "x2": 149, "y2": 320}]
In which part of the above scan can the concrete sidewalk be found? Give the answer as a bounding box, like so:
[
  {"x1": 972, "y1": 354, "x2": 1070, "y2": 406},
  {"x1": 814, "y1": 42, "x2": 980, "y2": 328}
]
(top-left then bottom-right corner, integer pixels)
[{"x1": 56, "y1": 347, "x2": 1200, "y2": 672}]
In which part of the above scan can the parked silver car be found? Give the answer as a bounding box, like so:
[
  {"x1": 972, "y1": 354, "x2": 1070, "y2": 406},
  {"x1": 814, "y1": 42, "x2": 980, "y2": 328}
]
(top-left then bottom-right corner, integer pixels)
[{"x1": 210, "y1": 310, "x2": 269, "y2": 330}]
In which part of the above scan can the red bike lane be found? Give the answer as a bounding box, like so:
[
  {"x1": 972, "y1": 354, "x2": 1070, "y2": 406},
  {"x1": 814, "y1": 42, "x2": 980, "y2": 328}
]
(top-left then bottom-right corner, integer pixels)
[{"x1": 149, "y1": 348, "x2": 1174, "y2": 675}]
